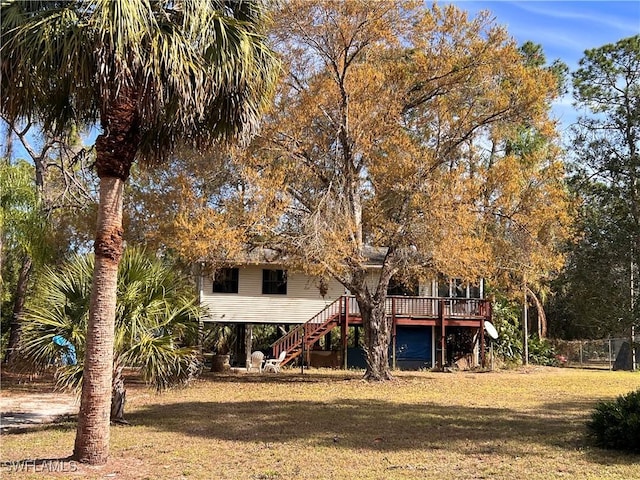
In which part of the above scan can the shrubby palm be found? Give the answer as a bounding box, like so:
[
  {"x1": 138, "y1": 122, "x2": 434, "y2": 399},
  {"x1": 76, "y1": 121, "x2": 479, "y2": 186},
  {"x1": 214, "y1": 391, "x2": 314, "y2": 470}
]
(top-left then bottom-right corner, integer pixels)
[
  {"x1": 2, "y1": 0, "x2": 276, "y2": 463},
  {"x1": 21, "y1": 248, "x2": 202, "y2": 422}
]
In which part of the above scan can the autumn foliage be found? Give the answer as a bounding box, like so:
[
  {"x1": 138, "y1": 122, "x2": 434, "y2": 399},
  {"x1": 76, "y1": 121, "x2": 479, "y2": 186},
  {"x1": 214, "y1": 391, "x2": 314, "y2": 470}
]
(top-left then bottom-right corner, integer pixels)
[{"x1": 131, "y1": 1, "x2": 572, "y2": 380}]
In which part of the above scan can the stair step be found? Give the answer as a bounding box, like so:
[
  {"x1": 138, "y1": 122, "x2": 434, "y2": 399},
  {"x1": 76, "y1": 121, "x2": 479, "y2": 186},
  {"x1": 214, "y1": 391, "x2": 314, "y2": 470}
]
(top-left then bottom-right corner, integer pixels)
[{"x1": 272, "y1": 304, "x2": 343, "y2": 366}]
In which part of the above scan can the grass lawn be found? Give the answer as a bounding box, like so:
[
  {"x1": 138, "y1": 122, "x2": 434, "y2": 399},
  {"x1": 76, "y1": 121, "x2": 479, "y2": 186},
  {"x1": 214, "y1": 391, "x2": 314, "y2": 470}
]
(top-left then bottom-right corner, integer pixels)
[{"x1": 1, "y1": 367, "x2": 639, "y2": 479}]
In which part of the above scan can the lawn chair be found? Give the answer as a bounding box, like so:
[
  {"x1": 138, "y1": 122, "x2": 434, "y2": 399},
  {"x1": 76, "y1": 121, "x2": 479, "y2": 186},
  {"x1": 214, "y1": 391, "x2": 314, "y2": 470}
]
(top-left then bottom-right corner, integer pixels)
[
  {"x1": 247, "y1": 351, "x2": 264, "y2": 373},
  {"x1": 264, "y1": 350, "x2": 286, "y2": 373}
]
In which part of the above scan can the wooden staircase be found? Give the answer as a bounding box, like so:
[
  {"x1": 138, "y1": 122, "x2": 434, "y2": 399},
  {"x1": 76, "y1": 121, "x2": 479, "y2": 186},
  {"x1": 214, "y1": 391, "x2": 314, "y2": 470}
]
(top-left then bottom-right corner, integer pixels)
[
  {"x1": 270, "y1": 295, "x2": 493, "y2": 368},
  {"x1": 271, "y1": 297, "x2": 345, "y2": 367}
]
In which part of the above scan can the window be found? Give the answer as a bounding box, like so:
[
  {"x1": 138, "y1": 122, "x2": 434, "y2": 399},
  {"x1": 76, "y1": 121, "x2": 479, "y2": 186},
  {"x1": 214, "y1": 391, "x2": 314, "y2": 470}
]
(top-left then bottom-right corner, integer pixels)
[
  {"x1": 453, "y1": 278, "x2": 466, "y2": 298},
  {"x1": 262, "y1": 269, "x2": 287, "y2": 295},
  {"x1": 213, "y1": 268, "x2": 239, "y2": 293},
  {"x1": 387, "y1": 277, "x2": 418, "y2": 296},
  {"x1": 437, "y1": 274, "x2": 450, "y2": 297}
]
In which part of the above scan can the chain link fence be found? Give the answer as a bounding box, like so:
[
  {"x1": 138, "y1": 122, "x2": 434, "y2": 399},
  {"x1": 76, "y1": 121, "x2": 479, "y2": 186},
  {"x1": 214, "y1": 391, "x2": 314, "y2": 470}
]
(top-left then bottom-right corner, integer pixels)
[{"x1": 552, "y1": 335, "x2": 639, "y2": 370}]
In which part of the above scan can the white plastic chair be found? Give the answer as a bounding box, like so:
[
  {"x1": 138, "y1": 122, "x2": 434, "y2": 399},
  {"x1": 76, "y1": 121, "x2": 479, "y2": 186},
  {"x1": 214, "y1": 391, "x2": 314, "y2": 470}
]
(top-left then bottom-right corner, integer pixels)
[
  {"x1": 247, "y1": 351, "x2": 264, "y2": 373},
  {"x1": 264, "y1": 350, "x2": 287, "y2": 373}
]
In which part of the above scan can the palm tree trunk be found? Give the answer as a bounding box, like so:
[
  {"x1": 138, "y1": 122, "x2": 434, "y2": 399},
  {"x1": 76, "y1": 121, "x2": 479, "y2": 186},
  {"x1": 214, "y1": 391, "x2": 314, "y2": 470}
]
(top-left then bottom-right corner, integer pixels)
[
  {"x1": 110, "y1": 366, "x2": 127, "y2": 424},
  {"x1": 73, "y1": 175, "x2": 125, "y2": 464},
  {"x1": 73, "y1": 90, "x2": 138, "y2": 464},
  {"x1": 4, "y1": 255, "x2": 33, "y2": 365}
]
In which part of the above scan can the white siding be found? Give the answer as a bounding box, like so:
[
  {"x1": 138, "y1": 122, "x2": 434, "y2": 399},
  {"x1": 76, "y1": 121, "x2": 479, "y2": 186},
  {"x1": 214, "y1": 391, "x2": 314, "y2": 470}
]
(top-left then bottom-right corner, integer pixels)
[
  {"x1": 201, "y1": 264, "x2": 481, "y2": 325},
  {"x1": 365, "y1": 270, "x2": 382, "y2": 291},
  {"x1": 201, "y1": 265, "x2": 345, "y2": 324},
  {"x1": 419, "y1": 280, "x2": 434, "y2": 297}
]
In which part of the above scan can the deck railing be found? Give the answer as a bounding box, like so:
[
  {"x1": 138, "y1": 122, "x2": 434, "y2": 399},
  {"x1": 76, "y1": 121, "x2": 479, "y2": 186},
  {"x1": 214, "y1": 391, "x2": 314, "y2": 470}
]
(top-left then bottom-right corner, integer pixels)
[
  {"x1": 441, "y1": 298, "x2": 489, "y2": 318},
  {"x1": 344, "y1": 296, "x2": 490, "y2": 318},
  {"x1": 271, "y1": 295, "x2": 491, "y2": 362}
]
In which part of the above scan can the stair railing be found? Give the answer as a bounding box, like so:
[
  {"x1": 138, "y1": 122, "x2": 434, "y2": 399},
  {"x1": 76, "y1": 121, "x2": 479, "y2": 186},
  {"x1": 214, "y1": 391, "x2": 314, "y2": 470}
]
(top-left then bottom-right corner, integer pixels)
[
  {"x1": 271, "y1": 295, "x2": 346, "y2": 361},
  {"x1": 270, "y1": 295, "x2": 492, "y2": 365}
]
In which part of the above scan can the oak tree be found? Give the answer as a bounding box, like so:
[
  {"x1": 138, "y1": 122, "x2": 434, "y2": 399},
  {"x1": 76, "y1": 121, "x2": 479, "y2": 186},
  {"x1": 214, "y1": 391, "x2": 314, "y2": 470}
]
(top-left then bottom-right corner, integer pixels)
[{"x1": 243, "y1": 1, "x2": 569, "y2": 379}]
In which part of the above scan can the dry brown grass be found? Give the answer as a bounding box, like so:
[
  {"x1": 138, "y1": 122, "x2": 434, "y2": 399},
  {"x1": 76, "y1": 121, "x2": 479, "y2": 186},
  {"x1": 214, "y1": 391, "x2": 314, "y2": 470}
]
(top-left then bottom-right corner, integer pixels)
[{"x1": 1, "y1": 367, "x2": 639, "y2": 479}]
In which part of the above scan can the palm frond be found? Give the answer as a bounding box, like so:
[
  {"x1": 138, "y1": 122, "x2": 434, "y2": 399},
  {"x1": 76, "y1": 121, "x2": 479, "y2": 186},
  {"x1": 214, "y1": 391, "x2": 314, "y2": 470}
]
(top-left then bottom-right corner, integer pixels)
[
  {"x1": 1, "y1": 1, "x2": 99, "y2": 131},
  {"x1": 1, "y1": 0, "x2": 279, "y2": 159},
  {"x1": 54, "y1": 363, "x2": 85, "y2": 392},
  {"x1": 20, "y1": 246, "x2": 203, "y2": 391},
  {"x1": 120, "y1": 333, "x2": 201, "y2": 392}
]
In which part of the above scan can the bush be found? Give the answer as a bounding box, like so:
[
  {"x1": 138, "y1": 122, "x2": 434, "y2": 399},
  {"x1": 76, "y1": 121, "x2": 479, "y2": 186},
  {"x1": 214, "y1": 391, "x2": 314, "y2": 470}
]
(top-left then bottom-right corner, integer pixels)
[
  {"x1": 587, "y1": 389, "x2": 640, "y2": 452},
  {"x1": 491, "y1": 298, "x2": 523, "y2": 366},
  {"x1": 528, "y1": 336, "x2": 558, "y2": 366}
]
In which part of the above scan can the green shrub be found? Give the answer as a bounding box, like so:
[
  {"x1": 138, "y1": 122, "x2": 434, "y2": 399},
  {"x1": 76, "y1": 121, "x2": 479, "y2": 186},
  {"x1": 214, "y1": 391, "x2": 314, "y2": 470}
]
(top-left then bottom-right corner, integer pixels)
[
  {"x1": 528, "y1": 336, "x2": 558, "y2": 366},
  {"x1": 492, "y1": 298, "x2": 523, "y2": 365},
  {"x1": 587, "y1": 389, "x2": 640, "y2": 452}
]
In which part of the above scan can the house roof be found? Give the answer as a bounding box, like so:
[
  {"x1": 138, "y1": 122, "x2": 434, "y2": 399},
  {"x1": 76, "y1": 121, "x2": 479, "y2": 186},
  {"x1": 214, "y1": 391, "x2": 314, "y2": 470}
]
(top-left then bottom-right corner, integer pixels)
[{"x1": 203, "y1": 246, "x2": 390, "y2": 269}]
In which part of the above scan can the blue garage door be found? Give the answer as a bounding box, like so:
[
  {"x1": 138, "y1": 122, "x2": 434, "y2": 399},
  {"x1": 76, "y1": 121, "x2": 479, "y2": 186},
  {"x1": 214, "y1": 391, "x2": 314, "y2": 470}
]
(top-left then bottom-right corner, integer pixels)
[
  {"x1": 346, "y1": 326, "x2": 433, "y2": 370},
  {"x1": 395, "y1": 326, "x2": 433, "y2": 369}
]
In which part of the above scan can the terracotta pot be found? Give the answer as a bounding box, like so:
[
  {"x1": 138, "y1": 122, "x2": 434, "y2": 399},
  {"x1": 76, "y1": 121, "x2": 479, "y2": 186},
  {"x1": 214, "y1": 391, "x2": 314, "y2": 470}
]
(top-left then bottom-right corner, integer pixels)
[{"x1": 211, "y1": 354, "x2": 231, "y2": 372}]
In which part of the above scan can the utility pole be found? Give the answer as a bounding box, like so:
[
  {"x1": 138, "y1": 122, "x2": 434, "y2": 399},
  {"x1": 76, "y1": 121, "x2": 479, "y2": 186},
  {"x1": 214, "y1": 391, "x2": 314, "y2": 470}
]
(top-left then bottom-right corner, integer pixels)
[{"x1": 523, "y1": 272, "x2": 529, "y2": 366}]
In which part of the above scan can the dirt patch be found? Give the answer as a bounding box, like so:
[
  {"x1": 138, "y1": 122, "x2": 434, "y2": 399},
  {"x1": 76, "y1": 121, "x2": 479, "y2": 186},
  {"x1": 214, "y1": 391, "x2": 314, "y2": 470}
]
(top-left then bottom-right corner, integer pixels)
[
  {"x1": 1, "y1": 370, "x2": 78, "y2": 432},
  {"x1": 0, "y1": 392, "x2": 78, "y2": 432}
]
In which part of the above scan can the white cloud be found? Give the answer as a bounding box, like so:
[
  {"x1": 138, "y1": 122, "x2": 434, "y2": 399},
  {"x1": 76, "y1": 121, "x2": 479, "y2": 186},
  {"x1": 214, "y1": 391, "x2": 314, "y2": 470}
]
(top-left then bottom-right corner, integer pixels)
[{"x1": 510, "y1": 1, "x2": 639, "y2": 34}]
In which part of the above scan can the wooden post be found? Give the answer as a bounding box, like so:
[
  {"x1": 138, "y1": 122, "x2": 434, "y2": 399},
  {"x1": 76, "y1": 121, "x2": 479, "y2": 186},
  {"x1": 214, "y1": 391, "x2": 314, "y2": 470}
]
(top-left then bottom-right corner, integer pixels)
[
  {"x1": 342, "y1": 296, "x2": 349, "y2": 370},
  {"x1": 480, "y1": 322, "x2": 485, "y2": 368},
  {"x1": 198, "y1": 319, "x2": 204, "y2": 355},
  {"x1": 244, "y1": 324, "x2": 253, "y2": 369},
  {"x1": 579, "y1": 340, "x2": 583, "y2": 366},
  {"x1": 306, "y1": 324, "x2": 311, "y2": 367},
  {"x1": 301, "y1": 325, "x2": 305, "y2": 374},
  {"x1": 439, "y1": 299, "x2": 446, "y2": 369},
  {"x1": 391, "y1": 297, "x2": 397, "y2": 370}
]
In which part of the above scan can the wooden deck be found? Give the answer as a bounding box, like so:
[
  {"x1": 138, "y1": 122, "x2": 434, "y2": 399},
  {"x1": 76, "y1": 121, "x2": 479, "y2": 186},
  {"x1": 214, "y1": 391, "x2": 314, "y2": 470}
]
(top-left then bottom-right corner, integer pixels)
[{"x1": 272, "y1": 295, "x2": 492, "y2": 368}]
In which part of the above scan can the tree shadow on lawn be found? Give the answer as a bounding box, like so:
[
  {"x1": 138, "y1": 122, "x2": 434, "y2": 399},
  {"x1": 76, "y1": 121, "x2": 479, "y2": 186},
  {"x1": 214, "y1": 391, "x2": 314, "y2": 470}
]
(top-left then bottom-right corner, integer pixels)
[
  {"x1": 126, "y1": 396, "x2": 633, "y2": 463},
  {"x1": 1, "y1": 419, "x2": 76, "y2": 436},
  {"x1": 199, "y1": 371, "x2": 364, "y2": 384}
]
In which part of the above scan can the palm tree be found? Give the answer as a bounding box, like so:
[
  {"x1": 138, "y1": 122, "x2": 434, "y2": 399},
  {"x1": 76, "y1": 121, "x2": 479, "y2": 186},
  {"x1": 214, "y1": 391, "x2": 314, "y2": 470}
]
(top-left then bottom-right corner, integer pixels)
[
  {"x1": 21, "y1": 247, "x2": 202, "y2": 424},
  {"x1": 1, "y1": 0, "x2": 277, "y2": 464}
]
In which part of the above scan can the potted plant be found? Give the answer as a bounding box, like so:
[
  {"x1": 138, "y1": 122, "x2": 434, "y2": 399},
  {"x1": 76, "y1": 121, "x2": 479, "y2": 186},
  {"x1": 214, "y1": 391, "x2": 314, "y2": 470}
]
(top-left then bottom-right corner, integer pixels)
[{"x1": 205, "y1": 325, "x2": 235, "y2": 372}]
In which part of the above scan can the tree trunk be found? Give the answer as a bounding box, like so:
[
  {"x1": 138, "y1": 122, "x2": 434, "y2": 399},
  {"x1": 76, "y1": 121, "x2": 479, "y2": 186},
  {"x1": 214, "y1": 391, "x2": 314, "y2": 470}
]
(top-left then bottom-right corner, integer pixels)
[
  {"x1": 73, "y1": 175, "x2": 125, "y2": 464},
  {"x1": 526, "y1": 286, "x2": 547, "y2": 338},
  {"x1": 360, "y1": 298, "x2": 393, "y2": 381},
  {"x1": 110, "y1": 366, "x2": 127, "y2": 424},
  {"x1": 73, "y1": 92, "x2": 138, "y2": 464},
  {"x1": 4, "y1": 255, "x2": 33, "y2": 365}
]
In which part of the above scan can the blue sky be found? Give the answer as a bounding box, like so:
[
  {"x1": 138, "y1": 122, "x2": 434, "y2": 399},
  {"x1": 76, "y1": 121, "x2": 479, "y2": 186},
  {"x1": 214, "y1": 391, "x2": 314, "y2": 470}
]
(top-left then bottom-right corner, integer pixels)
[
  {"x1": 446, "y1": 1, "x2": 640, "y2": 132},
  {"x1": 5, "y1": 1, "x2": 638, "y2": 159}
]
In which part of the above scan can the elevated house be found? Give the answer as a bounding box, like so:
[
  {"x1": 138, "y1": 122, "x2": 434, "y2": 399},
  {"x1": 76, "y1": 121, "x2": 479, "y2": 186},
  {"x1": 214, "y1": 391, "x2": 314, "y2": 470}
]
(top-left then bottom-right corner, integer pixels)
[{"x1": 198, "y1": 249, "x2": 492, "y2": 370}]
